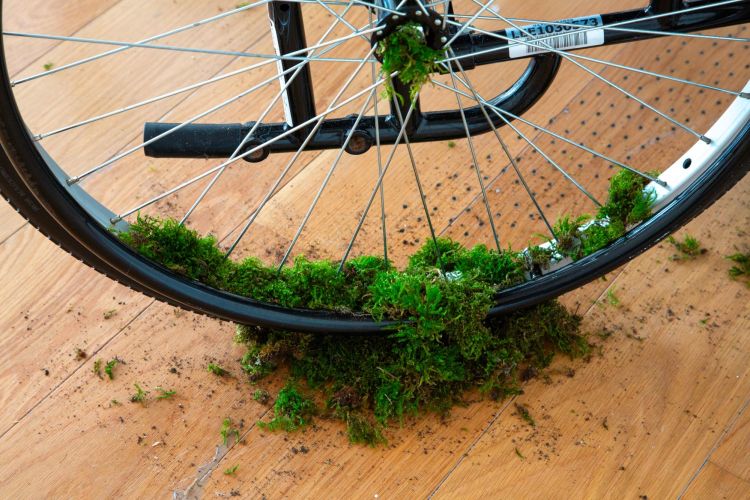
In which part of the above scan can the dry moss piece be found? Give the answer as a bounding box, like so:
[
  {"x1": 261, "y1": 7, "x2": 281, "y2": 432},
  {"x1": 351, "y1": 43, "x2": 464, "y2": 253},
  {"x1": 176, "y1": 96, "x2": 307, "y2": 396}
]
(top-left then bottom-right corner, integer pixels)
[{"x1": 118, "y1": 170, "x2": 654, "y2": 445}]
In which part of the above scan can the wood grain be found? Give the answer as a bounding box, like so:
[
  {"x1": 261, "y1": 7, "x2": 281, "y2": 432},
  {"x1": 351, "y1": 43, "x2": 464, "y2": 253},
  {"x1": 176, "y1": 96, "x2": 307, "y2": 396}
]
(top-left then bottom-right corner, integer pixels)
[
  {"x1": 683, "y1": 462, "x2": 750, "y2": 500},
  {"x1": 0, "y1": 0, "x2": 748, "y2": 498}
]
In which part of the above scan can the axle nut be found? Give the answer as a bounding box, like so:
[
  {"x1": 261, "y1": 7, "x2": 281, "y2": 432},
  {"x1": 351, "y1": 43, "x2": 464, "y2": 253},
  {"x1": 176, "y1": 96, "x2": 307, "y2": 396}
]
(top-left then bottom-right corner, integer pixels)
[{"x1": 345, "y1": 130, "x2": 373, "y2": 155}]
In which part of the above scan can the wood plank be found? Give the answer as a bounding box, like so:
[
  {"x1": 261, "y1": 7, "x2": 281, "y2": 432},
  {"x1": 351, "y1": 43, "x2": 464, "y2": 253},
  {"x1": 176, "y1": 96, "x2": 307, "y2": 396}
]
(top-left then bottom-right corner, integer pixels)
[
  {"x1": 683, "y1": 462, "x2": 750, "y2": 500},
  {"x1": 0, "y1": 0, "x2": 748, "y2": 498},
  {"x1": 0, "y1": 226, "x2": 149, "y2": 435},
  {"x1": 710, "y1": 400, "x2": 750, "y2": 482},
  {"x1": 2, "y1": 0, "x2": 121, "y2": 77},
  {"x1": 0, "y1": 302, "x2": 275, "y2": 498}
]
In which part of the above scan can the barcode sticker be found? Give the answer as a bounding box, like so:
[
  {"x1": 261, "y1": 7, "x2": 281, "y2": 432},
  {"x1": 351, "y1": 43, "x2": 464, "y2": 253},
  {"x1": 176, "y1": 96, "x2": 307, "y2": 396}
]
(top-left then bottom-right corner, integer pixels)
[{"x1": 506, "y1": 15, "x2": 604, "y2": 59}]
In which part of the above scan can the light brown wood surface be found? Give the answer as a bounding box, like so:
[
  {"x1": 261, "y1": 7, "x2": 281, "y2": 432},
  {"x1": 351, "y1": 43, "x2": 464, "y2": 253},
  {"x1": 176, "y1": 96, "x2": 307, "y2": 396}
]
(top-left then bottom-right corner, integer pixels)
[{"x1": 0, "y1": 0, "x2": 749, "y2": 498}]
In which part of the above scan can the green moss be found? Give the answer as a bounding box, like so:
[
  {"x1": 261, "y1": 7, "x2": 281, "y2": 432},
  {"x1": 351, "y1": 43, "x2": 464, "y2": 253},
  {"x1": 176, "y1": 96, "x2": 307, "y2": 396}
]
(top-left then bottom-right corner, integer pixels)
[
  {"x1": 579, "y1": 220, "x2": 626, "y2": 258},
  {"x1": 130, "y1": 383, "x2": 149, "y2": 406},
  {"x1": 252, "y1": 388, "x2": 270, "y2": 404},
  {"x1": 537, "y1": 170, "x2": 655, "y2": 262},
  {"x1": 551, "y1": 215, "x2": 590, "y2": 258},
  {"x1": 527, "y1": 245, "x2": 553, "y2": 272},
  {"x1": 258, "y1": 382, "x2": 316, "y2": 432},
  {"x1": 207, "y1": 363, "x2": 229, "y2": 377},
  {"x1": 116, "y1": 169, "x2": 656, "y2": 446},
  {"x1": 118, "y1": 215, "x2": 230, "y2": 289},
  {"x1": 668, "y1": 234, "x2": 705, "y2": 260},
  {"x1": 155, "y1": 387, "x2": 176, "y2": 400},
  {"x1": 377, "y1": 22, "x2": 443, "y2": 102},
  {"x1": 597, "y1": 170, "x2": 655, "y2": 227},
  {"x1": 344, "y1": 412, "x2": 386, "y2": 446},
  {"x1": 220, "y1": 417, "x2": 241, "y2": 446},
  {"x1": 104, "y1": 358, "x2": 118, "y2": 380},
  {"x1": 727, "y1": 251, "x2": 750, "y2": 287}
]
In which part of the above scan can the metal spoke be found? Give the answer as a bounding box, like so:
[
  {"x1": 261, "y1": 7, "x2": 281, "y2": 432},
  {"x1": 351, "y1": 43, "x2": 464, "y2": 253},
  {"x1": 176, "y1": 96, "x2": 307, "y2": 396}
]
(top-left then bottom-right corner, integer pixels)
[
  {"x1": 455, "y1": 3, "x2": 713, "y2": 144},
  {"x1": 446, "y1": 68, "x2": 501, "y2": 251},
  {"x1": 440, "y1": 0, "x2": 744, "y2": 67},
  {"x1": 445, "y1": 12, "x2": 750, "y2": 42},
  {"x1": 181, "y1": 1, "x2": 361, "y2": 224},
  {"x1": 308, "y1": 0, "x2": 404, "y2": 16},
  {"x1": 2, "y1": 31, "x2": 371, "y2": 63},
  {"x1": 429, "y1": 78, "x2": 665, "y2": 187},
  {"x1": 11, "y1": 0, "x2": 274, "y2": 86},
  {"x1": 38, "y1": 24, "x2": 379, "y2": 141},
  {"x1": 69, "y1": 21, "x2": 379, "y2": 184},
  {"x1": 112, "y1": 75, "x2": 386, "y2": 223},
  {"x1": 443, "y1": 0, "x2": 496, "y2": 48},
  {"x1": 442, "y1": 20, "x2": 748, "y2": 100},
  {"x1": 443, "y1": 66, "x2": 602, "y2": 208},
  {"x1": 503, "y1": 16, "x2": 750, "y2": 43},
  {"x1": 277, "y1": 88, "x2": 377, "y2": 270},
  {"x1": 339, "y1": 97, "x2": 421, "y2": 270},
  {"x1": 558, "y1": 49, "x2": 749, "y2": 99},
  {"x1": 224, "y1": 45, "x2": 383, "y2": 257},
  {"x1": 70, "y1": 59, "x2": 311, "y2": 185},
  {"x1": 369, "y1": 9, "x2": 389, "y2": 265},
  {"x1": 390, "y1": 94, "x2": 445, "y2": 272},
  {"x1": 437, "y1": 55, "x2": 558, "y2": 239}
]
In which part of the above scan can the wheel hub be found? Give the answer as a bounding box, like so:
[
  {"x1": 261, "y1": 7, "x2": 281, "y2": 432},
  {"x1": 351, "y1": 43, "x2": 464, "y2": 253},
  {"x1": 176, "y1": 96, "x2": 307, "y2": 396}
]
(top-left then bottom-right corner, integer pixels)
[{"x1": 370, "y1": 1, "x2": 449, "y2": 54}]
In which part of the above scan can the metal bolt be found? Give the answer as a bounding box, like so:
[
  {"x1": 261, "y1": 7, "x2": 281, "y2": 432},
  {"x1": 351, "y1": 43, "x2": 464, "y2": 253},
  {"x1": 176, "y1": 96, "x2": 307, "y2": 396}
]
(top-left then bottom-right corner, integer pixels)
[
  {"x1": 376, "y1": 30, "x2": 383, "y2": 36},
  {"x1": 392, "y1": 14, "x2": 399, "y2": 20},
  {"x1": 434, "y1": 19, "x2": 442, "y2": 25},
  {"x1": 440, "y1": 36, "x2": 447, "y2": 43},
  {"x1": 415, "y1": 11, "x2": 422, "y2": 16}
]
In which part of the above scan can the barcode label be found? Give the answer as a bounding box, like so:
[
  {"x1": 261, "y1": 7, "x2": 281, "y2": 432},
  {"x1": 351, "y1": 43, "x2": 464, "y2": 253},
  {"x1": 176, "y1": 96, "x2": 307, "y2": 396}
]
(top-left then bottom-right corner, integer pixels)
[{"x1": 506, "y1": 15, "x2": 604, "y2": 59}]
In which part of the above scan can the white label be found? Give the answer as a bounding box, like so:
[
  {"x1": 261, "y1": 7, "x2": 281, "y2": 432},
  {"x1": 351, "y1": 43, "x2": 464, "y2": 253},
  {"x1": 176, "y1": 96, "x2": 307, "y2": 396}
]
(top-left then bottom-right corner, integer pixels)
[{"x1": 506, "y1": 15, "x2": 604, "y2": 59}]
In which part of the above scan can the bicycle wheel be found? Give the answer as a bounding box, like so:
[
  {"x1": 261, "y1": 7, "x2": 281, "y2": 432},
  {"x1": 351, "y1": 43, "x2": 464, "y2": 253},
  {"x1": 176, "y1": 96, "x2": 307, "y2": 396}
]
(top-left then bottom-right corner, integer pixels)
[{"x1": 1, "y1": 0, "x2": 748, "y2": 333}]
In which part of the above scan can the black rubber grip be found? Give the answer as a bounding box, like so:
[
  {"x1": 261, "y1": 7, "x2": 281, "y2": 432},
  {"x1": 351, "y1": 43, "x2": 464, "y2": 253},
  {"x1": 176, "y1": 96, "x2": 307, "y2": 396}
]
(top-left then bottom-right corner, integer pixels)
[{"x1": 143, "y1": 122, "x2": 245, "y2": 158}]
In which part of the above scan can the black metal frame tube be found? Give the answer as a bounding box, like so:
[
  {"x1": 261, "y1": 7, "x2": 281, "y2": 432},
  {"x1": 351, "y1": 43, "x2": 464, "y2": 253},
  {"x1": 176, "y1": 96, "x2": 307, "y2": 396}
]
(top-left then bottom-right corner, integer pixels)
[{"x1": 268, "y1": 1, "x2": 316, "y2": 136}]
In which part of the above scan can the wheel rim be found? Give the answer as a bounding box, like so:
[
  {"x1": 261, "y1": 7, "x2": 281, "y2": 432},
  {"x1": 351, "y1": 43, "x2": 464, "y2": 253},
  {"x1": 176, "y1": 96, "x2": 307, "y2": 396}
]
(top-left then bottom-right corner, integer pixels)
[{"x1": 1, "y1": 0, "x2": 749, "y2": 331}]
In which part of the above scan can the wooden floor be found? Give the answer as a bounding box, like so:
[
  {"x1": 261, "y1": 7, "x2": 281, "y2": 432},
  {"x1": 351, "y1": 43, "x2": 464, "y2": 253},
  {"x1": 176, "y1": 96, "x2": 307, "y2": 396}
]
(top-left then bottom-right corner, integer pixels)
[{"x1": 1, "y1": 1, "x2": 749, "y2": 498}]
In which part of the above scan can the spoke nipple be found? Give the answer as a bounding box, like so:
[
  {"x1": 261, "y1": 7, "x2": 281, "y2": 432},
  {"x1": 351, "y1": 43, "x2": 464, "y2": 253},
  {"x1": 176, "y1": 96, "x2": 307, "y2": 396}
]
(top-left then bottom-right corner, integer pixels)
[
  {"x1": 66, "y1": 177, "x2": 79, "y2": 186},
  {"x1": 110, "y1": 216, "x2": 122, "y2": 224},
  {"x1": 700, "y1": 135, "x2": 712, "y2": 145},
  {"x1": 740, "y1": 92, "x2": 750, "y2": 99},
  {"x1": 32, "y1": 134, "x2": 43, "y2": 142}
]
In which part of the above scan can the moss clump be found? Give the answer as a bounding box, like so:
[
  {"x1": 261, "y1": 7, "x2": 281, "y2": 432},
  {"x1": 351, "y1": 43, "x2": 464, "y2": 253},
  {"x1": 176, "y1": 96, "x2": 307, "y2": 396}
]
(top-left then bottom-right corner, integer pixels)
[
  {"x1": 727, "y1": 251, "x2": 750, "y2": 287},
  {"x1": 117, "y1": 169, "x2": 657, "y2": 445},
  {"x1": 237, "y1": 300, "x2": 585, "y2": 445},
  {"x1": 540, "y1": 170, "x2": 656, "y2": 261},
  {"x1": 668, "y1": 234, "x2": 706, "y2": 260},
  {"x1": 118, "y1": 217, "x2": 230, "y2": 289},
  {"x1": 207, "y1": 363, "x2": 229, "y2": 377},
  {"x1": 258, "y1": 382, "x2": 316, "y2": 432},
  {"x1": 377, "y1": 22, "x2": 443, "y2": 102},
  {"x1": 597, "y1": 169, "x2": 656, "y2": 227}
]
